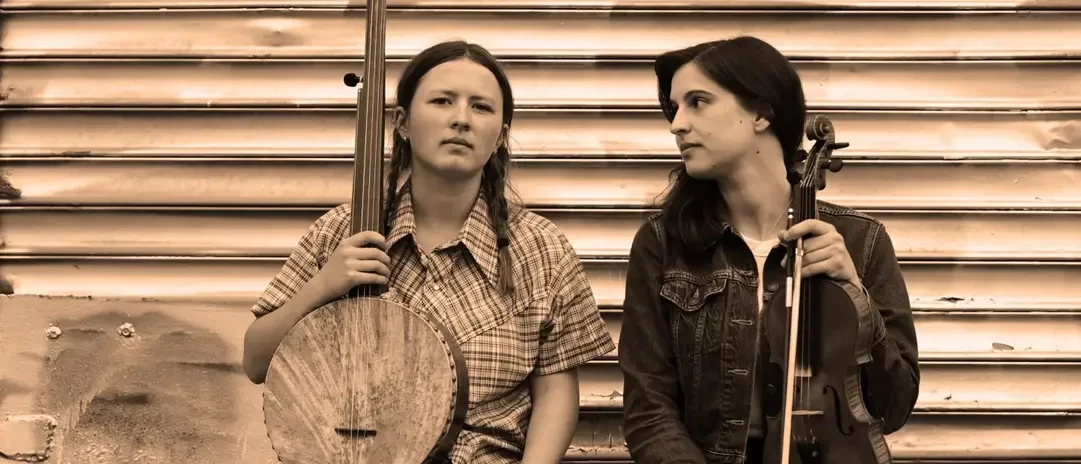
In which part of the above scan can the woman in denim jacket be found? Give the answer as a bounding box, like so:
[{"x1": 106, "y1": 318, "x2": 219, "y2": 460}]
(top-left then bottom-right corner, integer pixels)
[{"x1": 617, "y1": 36, "x2": 921, "y2": 464}]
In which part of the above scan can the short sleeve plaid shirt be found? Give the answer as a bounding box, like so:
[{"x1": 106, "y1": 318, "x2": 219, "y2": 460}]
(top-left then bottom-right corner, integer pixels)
[{"x1": 252, "y1": 181, "x2": 616, "y2": 463}]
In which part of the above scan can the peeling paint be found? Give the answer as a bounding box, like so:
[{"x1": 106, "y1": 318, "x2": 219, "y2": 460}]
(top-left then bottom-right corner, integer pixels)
[
  {"x1": 0, "y1": 171, "x2": 23, "y2": 200},
  {"x1": 0, "y1": 414, "x2": 57, "y2": 463},
  {"x1": 1, "y1": 297, "x2": 277, "y2": 464}
]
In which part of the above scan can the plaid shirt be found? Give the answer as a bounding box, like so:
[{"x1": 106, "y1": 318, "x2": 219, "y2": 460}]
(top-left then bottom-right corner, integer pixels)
[{"x1": 252, "y1": 179, "x2": 616, "y2": 463}]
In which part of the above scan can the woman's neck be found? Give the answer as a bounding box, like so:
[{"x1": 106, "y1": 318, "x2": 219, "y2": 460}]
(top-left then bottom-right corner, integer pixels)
[
  {"x1": 408, "y1": 167, "x2": 483, "y2": 251},
  {"x1": 717, "y1": 147, "x2": 792, "y2": 241}
]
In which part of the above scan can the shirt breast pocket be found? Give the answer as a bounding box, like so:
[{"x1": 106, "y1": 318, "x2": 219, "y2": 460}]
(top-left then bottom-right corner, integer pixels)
[
  {"x1": 661, "y1": 272, "x2": 730, "y2": 354},
  {"x1": 455, "y1": 286, "x2": 550, "y2": 404}
]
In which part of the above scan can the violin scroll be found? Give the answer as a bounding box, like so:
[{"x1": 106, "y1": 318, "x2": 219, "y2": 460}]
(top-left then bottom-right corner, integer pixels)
[
  {"x1": 801, "y1": 115, "x2": 849, "y2": 191},
  {"x1": 805, "y1": 114, "x2": 835, "y2": 142}
]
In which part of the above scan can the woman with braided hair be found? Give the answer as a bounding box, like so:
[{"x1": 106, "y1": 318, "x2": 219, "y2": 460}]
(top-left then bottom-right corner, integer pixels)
[{"x1": 242, "y1": 40, "x2": 615, "y2": 464}]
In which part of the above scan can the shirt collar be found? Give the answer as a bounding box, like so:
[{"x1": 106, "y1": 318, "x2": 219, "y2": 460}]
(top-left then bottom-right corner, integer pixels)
[{"x1": 385, "y1": 171, "x2": 503, "y2": 287}]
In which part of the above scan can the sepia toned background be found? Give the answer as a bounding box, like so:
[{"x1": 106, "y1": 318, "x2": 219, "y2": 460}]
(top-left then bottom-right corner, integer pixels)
[{"x1": 1, "y1": 0, "x2": 1080, "y2": 462}]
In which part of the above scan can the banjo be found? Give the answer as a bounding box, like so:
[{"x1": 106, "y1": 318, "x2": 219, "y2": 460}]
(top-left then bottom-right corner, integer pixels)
[{"x1": 260, "y1": 1, "x2": 469, "y2": 462}]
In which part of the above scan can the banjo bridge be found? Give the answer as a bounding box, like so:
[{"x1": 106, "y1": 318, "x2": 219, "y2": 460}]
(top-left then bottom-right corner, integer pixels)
[{"x1": 334, "y1": 427, "x2": 378, "y2": 438}]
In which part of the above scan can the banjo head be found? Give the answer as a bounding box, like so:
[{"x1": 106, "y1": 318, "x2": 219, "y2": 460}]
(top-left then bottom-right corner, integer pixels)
[{"x1": 263, "y1": 297, "x2": 467, "y2": 464}]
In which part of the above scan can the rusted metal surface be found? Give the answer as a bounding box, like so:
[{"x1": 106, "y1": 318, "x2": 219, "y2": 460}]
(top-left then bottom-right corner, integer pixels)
[
  {"x1": 0, "y1": 414, "x2": 56, "y2": 462},
  {"x1": 599, "y1": 310, "x2": 1081, "y2": 361},
  {"x1": 3, "y1": 208, "x2": 1081, "y2": 260},
  {"x1": 3, "y1": 295, "x2": 1079, "y2": 463},
  {"x1": 577, "y1": 360, "x2": 1081, "y2": 410},
  {"x1": 2, "y1": 257, "x2": 1078, "y2": 310},
  {"x1": 3, "y1": 10, "x2": 1081, "y2": 59},
  {"x1": 2, "y1": 0, "x2": 1079, "y2": 460},
  {"x1": 4, "y1": 60, "x2": 1081, "y2": 110},
  {"x1": 4, "y1": 258, "x2": 1080, "y2": 363},
  {"x1": 0, "y1": 295, "x2": 285, "y2": 464},
  {"x1": 6, "y1": 0, "x2": 1081, "y2": 10},
  {"x1": 564, "y1": 410, "x2": 1081, "y2": 460},
  {"x1": 2, "y1": 158, "x2": 1078, "y2": 209},
  {"x1": 3, "y1": 109, "x2": 1079, "y2": 159}
]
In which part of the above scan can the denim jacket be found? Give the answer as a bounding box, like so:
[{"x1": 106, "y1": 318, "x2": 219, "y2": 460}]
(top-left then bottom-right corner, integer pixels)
[{"x1": 617, "y1": 200, "x2": 921, "y2": 464}]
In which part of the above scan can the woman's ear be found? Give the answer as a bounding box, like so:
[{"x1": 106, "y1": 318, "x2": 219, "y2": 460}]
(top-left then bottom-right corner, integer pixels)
[
  {"x1": 497, "y1": 123, "x2": 510, "y2": 148},
  {"x1": 753, "y1": 114, "x2": 772, "y2": 133}
]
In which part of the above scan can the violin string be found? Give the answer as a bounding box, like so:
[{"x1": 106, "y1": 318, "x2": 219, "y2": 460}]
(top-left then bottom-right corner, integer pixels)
[
  {"x1": 803, "y1": 176, "x2": 811, "y2": 439},
  {"x1": 797, "y1": 149, "x2": 815, "y2": 441}
]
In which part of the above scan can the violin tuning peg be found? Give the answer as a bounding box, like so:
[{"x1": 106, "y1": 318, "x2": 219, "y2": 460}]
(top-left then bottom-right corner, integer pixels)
[
  {"x1": 828, "y1": 158, "x2": 843, "y2": 173},
  {"x1": 795, "y1": 149, "x2": 808, "y2": 163},
  {"x1": 343, "y1": 73, "x2": 363, "y2": 87}
]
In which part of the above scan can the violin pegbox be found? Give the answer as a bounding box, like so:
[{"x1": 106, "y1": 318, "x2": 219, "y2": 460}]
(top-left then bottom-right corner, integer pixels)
[{"x1": 803, "y1": 115, "x2": 849, "y2": 192}]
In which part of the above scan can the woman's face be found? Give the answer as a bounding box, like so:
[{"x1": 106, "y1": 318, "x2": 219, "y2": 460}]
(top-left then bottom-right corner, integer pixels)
[
  {"x1": 666, "y1": 62, "x2": 770, "y2": 179},
  {"x1": 397, "y1": 58, "x2": 507, "y2": 182}
]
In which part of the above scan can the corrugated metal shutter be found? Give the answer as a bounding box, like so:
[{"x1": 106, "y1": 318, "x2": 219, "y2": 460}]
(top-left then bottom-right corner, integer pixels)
[{"x1": 2, "y1": 1, "x2": 1080, "y2": 462}]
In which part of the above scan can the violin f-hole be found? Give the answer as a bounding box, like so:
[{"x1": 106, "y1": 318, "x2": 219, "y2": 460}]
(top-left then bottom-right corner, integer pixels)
[{"x1": 825, "y1": 385, "x2": 856, "y2": 436}]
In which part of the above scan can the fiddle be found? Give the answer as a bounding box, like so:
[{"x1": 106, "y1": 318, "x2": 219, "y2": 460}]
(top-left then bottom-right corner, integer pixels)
[{"x1": 761, "y1": 115, "x2": 892, "y2": 463}]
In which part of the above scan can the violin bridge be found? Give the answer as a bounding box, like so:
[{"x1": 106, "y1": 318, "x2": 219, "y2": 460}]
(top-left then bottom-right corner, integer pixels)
[{"x1": 791, "y1": 409, "x2": 825, "y2": 417}]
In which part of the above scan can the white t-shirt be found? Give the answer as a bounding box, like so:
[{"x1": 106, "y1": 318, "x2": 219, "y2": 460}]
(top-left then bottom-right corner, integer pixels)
[{"x1": 738, "y1": 232, "x2": 780, "y2": 438}]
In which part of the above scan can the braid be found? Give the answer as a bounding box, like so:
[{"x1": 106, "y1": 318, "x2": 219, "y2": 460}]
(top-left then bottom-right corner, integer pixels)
[
  {"x1": 382, "y1": 135, "x2": 410, "y2": 237},
  {"x1": 482, "y1": 142, "x2": 515, "y2": 295}
]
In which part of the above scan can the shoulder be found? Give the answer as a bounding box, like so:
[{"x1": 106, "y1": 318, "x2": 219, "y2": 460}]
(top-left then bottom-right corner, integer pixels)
[
  {"x1": 315, "y1": 203, "x2": 354, "y2": 235},
  {"x1": 303, "y1": 203, "x2": 353, "y2": 251},
  {"x1": 816, "y1": 200, "x2": 886, "y2": 238},
  {"x1": 817, "y1": 200, "x2": 881, "y2": 223},
  {"x1": 629, "y1": 211, "x2": 666, "y2": 251},
  {"x1": 815, "y1": 200, "x2": 891, "y2": 272},
  {"x1": 500, "y1": 209, "x2": 587, "y2": 299},
  {"x1": 506, "y1": 208, "x2": 577, "y2": 261}
]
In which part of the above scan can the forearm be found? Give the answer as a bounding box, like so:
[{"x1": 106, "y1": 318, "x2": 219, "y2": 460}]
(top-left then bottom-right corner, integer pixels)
[
  {"x1": 862, "y1": 328, "x2": 919, "y2": 433},
  {"x1": 621, "y1": 298, "x2": 706, "y2": 463},
  {"x1": 851, "y1": 284, "x2": 921, "y2": 433},
  {"x1": 622, "y1": 384, "x2": 707, "y2": 464},
  {"x1": 619, "y1": 224, "x2": 707, "y2": 464},
  {"x1": 242, "y1": 274, "x2": 333, "y2": 384},
  {"x1": 522, "y1": 370, "x2": 580, "y2": 464}
]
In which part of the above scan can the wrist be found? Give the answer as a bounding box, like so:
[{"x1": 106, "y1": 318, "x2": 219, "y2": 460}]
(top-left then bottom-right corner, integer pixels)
[{"x1": 297, "y1": 271, "x2": 336, "y2": 312}]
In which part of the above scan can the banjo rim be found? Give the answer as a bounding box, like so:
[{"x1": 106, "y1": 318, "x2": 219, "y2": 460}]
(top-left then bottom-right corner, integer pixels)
[{"x1": 262, "y1": 295, "x2": 470, "y2": 463}]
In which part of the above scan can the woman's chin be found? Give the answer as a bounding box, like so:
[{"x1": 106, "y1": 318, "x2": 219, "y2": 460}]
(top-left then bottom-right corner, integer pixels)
[{"x1": 683, "y1": 161, "x2": 721, "y2": 180}]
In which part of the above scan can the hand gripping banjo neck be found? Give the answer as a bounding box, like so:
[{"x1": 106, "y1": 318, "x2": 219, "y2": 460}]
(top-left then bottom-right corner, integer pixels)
[
  {"x1": 261, "y1": 2, "x2": 470, "y2": 463},
  {"x1": 760, "y1": 115, "x2": 892, "y2": 464}
]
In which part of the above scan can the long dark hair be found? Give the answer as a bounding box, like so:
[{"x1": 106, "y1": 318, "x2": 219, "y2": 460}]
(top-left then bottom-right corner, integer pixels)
[
  {"x1": 653, "y1": 36, "x2": 807, "y2": 258},
  {"x1": 383, "y1": 40, "x2": 518, "y2": 294}
]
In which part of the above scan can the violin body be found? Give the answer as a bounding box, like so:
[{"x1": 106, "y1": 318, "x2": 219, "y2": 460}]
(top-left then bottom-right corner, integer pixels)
[
  {"x1": 761, "y1": 276, "x2": 891, "y2": 464},
  {"x1": 759, "y1": 115, "x2": 892, "y2": 463}
]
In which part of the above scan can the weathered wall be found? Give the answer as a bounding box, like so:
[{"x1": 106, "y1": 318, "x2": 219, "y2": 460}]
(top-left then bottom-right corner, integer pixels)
[{"x1": 2, "y1": 0, "x2": 1081, "y2": 462}]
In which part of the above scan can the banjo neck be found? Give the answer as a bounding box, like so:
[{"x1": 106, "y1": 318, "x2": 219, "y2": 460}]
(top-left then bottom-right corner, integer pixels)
[{"x1": 347, "y1": 0, "x2": 389, "y2": 299}]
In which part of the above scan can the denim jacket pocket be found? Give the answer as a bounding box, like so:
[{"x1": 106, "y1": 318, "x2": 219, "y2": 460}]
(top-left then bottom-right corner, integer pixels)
[
  {"x1": 661, "y1": 272, "x2": 730, "y2": 355},
  {"x1": 660, "y1": 272, "x2": 728, "y2": 313}
]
